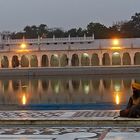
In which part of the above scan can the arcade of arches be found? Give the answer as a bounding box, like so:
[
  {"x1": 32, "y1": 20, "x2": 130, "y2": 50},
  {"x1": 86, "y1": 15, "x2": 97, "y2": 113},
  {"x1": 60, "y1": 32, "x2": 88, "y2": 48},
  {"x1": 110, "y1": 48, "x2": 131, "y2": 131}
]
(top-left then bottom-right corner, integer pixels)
[{"x1": 0, "y1": 51, "x2": 140, "y2": 68}]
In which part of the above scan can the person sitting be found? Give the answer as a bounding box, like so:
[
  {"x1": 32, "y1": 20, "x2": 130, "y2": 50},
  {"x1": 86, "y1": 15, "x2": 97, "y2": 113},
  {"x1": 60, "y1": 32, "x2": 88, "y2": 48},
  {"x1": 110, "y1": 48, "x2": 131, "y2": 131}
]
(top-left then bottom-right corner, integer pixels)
[{"x1": 120, "y1": 83, "x2": 140, "y2": 118}]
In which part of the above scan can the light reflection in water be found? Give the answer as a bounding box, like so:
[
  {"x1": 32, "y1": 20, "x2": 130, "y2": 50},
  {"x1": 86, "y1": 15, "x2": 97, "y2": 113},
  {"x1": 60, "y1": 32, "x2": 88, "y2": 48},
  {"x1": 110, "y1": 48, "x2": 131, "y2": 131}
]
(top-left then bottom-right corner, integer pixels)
[
  {"x1": 0, "y1": 76, "x2": 140, "y2": 108},
  {"x1": 84, "y1": 85, "x2": 90, "y2": 94},
  {"x1": 115, "y1": 92, "x2": 120, "y2": 105},
  {"x1": 22, "y1": 94, "x2": 27, "y2": 105},
  {"x1": 114, "y1": 82, "x2": 121, "y2": 105}
]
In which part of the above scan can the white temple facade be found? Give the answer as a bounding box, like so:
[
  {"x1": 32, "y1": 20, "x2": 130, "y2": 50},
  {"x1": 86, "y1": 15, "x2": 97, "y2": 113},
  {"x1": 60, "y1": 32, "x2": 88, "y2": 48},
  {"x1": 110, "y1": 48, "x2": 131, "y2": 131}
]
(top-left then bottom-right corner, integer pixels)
[{"x1": 0, "y1": 34, "x2": 140, "y2": 68}]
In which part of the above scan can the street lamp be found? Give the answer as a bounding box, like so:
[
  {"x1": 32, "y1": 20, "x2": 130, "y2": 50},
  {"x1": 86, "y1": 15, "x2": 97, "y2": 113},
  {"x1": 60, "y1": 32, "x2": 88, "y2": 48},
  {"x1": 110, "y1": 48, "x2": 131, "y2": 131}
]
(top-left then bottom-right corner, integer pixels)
[
  {"x1": 20, "y1": 43, "x2": 27, "y2": 49},
  {"x1": 111, "y1": 38, "x2": 122, "y2": 50}
]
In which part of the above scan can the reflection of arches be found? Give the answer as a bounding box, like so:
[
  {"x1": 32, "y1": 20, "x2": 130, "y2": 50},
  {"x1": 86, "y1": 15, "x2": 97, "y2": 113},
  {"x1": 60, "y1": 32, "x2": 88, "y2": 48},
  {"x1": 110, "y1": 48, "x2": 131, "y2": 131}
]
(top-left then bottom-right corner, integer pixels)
[
  {"x1": 113, "y1": 79, "x2": 121, "y2": 91},
  {"x1": 12, "y1": 55, "x2": 19, "y2": 68},
  {"x1": 2, "y1": 80, "x2": 9, "y2": 92},
  {"x1": 103, "y1": 79, "x2": 111, "y2": 89},
  {"x1": 41, "y1": 80, "x2": 49, "y2": 91},
  {"x1": 92, "y1": 79, "x2": 100, "y2": 90},
  {"x1": 31, "y1": 80, "x2": 38, "y2": 91},
  {"x1": 72, "y1": 80, "x2": 80, "y2": 91},
  {"x1": 112, "y1": 52, "x2": 121, "y2": 65},
  {"x1": 81, "y1": 53, "x2": 90, "y2": 66},
  {"x1": 123, "y1": 53, "x2": 131, "y2": 65},
  {"x1": 134, "y1": 52, "x2": 140, "y2": 65},
  {"x1": 50, "y1": 54, "x2": 59, "y2": 67},
  {"x1": 12, "y1": 80, "x2": 20, "y2": 91},
  {"x1": 81, "y1": 80, "x2": 90, "y2": 94},
  {"x1": 62, "y1": 80, "x2": 69, "y2": 91},
  {"x1": 102, "y1": 53, "x2": 110, "y2": 65},
  {"x1": 21, "y1": 55, "x2": 29, "y2": 67},
  {"x1": 135, "y1": 78, "x2": 140, "y2": 83},
  {"x1": 91, "y1": 54, "x2": 99, "y2": 66},
  {"x1": 123, "y1": 79, "x2": 131, "y2": 89},
  {"x1": 41, "y1": 55, "x2": 49, "y2": 67},
  {"x1": 51, "y1": 80, "x2": 60, "y2": 94},
  {"x1": 30, "y1": 55, "x2": 38, "y2": 67},
  {"x1": 60, "y1": 54, "x2": 68, "y2": 67},
  {"x1": 1, "y1": 56, "x2": 9, "y2": 68},
  {"x1": 71, "y1": 54, "x2": 79, "y2": 66},
  {"x1": 21, "y1": 80, "x2": 29, "y2": 92}
]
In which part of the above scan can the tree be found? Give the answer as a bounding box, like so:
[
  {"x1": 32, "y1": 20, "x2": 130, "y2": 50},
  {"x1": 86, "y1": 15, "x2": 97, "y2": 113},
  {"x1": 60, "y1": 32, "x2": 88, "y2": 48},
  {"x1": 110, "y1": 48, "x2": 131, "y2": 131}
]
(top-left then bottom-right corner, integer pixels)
[
  {"x1": 87, "y1": 22, "x2": 108, "y2": 39},
  {"x1": 38, "y1": 24, "x2": 48, "y2": 37},
  {"x1": 67, "y1": 28, "x2": 77, "y2": 37}
]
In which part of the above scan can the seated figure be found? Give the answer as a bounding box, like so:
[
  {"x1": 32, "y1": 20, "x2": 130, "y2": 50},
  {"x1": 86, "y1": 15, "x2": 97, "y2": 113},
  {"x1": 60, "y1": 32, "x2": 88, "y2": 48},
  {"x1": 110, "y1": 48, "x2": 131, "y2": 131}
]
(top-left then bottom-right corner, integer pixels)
[{"x1": 120, "y1": 83, "x2": 140, "y2": 118}]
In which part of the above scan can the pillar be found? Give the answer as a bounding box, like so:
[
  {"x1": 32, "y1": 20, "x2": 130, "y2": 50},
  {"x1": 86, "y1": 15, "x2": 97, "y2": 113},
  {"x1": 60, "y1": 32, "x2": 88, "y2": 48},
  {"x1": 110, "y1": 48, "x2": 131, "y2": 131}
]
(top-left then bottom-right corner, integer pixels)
[
  {"x1": 0, "y1": 58, "x2": 1, "y2": 68},
  {"x1": 38, "y1": 56, "x2": 41, "y2": 67},
  {"x1": 9, "y1": 57, "x2": 12, "y2": 68},
  {"x1": 130, "y1": 54, "x2": 134, "y2": 65},
  {"x1": 99, "y1": 55, "x2": 103, "y2": 66},
  {"x1": 68, "y1": 56, "x2": 71, "y2": 66}
]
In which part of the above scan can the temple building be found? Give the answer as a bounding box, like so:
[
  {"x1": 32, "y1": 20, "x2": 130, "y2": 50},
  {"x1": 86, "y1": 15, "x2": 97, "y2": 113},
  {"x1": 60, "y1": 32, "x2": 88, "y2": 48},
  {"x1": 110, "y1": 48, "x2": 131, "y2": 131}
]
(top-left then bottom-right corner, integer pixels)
[{"x1": 0, "y1": 33, "x2": 140, "y2": 68}]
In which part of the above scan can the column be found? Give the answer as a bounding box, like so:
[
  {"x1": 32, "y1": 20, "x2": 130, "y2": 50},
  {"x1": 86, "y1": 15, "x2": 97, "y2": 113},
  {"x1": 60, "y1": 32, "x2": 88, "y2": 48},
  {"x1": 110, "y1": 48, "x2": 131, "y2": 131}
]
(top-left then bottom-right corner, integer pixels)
[
  {"x1": 130, "y1": 54, "x2": 134, "y2": 65},
  {"x1": 89, "y1": 55, "x2": 92, "y2": 66},
  {"x1": 9, "y1": 57, "x2": 12, "y2": 68},
  {"x1": 68, "y1": 55, "x2": 71, "y2": 66},
  {"x1": 79, "y1": 55, "x2": 81, "y2": 66},
  {"x1": 0, "y1": 58, "x2": 1, "y2": 68},
  {"x1": 38, "y1": 56, "x2": 41, "y2": 67},
  {"x1": 120, "y1": 54, "x2": 123, "y2": 66},
  {"x1": 109, "y1": 53, "x2": 112, "y2": 66},
  {"x1": 99, "y1": 55, "x2": 103, "y2": 66},
  {"x1": 18, "y1": 56, "x2": 21, "y2": 68},
  {"x1": 48, "y1": 55, "x2": 51, "y2": 67}
]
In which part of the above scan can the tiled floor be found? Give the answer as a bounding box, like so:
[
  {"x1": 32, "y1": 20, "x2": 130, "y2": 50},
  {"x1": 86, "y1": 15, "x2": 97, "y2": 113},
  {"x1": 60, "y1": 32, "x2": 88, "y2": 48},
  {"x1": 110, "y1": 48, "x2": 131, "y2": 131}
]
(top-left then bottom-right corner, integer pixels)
[
  {"x1": 0, "y1": 110, "x2": 119, "y2": 120},
  {"x1": 0, "y1": 110, "x2": 139, "y2": 139},
  {"x1": 0, "y1": 127, "x2": 139, "y2": 140}
]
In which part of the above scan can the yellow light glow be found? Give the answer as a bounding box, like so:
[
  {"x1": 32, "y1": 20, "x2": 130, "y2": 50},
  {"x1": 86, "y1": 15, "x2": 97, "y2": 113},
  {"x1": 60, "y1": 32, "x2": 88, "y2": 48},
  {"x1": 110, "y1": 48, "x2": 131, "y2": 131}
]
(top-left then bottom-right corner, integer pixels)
[
  {"x1": 22, "y1": 94, "x2": 27, "y2": 105},
  {"x1": 83, "y1": 53, "x2": 89, "y2": 57},
  {"x1": 114, "y1": 84, "x2": 121, "y2": 92},
  {"x1": 113, "y1": 39, "x2": 119, "y2": 46},
  {"x1": 84, "y1": 85, "x2": 90, "y2": 94},
  {"x1": 20, "y1": 43, "x2": 27, "y2": 49},
  {"x1": 111, "y1": 46, "x2": 122, "y2": 50},
  {"x1": 113, "y1": 52, "x2": 120, "y2": 56},
  {"x1": 115, "y1": 93, "x2": 120, "y2": 105},
  {"x1": 16, "y1": 49, "x2": 30, "y2": 53}
]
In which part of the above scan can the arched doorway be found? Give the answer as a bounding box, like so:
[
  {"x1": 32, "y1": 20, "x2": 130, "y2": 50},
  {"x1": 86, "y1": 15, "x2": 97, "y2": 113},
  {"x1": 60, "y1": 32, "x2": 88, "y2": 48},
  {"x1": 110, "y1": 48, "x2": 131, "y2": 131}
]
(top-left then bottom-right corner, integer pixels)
[
  {"x1": 81, "y1": 53, "x2": 90, "y2": 66},
  {"x1": 50, "y1": 54, "x2": 59, "y2": 67},
  {"x1": 112, "y1": 52, "x2": 121, "y2": 65},
  {"x1": 102, "y1": 53, "x2": 110, "y2": 65},
  {"x1": 1, "y1": 56, "x2": 9, "y2": 68},
  {"x1": 41, "y1": 55, "x2": 49, "y2": 67},
  {"x1": 30, "y1": 55, "x2": 38, "y2": 67},
  {"x1": 71, "y1": 54, "x2": 79, "y2": 66},
  {"x1": 60, "y1": 54, "x2": 68, "y2": 67},
  {"x1": 91, "y1": 53, "x2": 99, "y2": 66},
  {"x1": 134, "y1": 52, "x2": 140, "y2": 65},
  {"x1": 12, "y1": 55, "x2": 19, "y2": 68},
  {"x1": 123, "y1": 52, "x2": 131, "y2": 65},
  {"x1": 21, "y1": 55, "x2": 29, "y2": 67}
]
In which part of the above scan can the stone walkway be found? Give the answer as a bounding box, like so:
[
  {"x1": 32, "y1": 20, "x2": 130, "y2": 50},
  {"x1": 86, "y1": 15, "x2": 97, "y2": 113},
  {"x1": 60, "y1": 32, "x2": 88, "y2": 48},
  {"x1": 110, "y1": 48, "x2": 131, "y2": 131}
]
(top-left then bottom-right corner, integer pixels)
[
  {"x1": 0, "y1": 110, "x2": 140, "y2": 139},
  {"x1": 0, "y1": 127, "x2": 139, "y2": 140},
  {"x1": 0, "y1": 110, "x2": 119, "y2": 120}
]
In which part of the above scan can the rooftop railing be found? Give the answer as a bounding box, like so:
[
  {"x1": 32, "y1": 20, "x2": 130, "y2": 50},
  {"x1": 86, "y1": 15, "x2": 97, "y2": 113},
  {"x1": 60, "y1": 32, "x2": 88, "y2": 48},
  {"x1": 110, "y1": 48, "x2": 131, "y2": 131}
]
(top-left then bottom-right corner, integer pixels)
[{"x1": 0, "y1": 36, "x2": 94, "y2": 45}]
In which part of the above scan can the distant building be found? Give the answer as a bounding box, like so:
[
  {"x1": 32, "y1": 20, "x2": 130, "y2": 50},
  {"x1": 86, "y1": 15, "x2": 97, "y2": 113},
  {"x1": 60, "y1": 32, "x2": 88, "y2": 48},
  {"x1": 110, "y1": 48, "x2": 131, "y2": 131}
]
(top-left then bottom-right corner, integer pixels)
[{"x1": 0, "y1": 35, "x2": 140, "y2": 68}]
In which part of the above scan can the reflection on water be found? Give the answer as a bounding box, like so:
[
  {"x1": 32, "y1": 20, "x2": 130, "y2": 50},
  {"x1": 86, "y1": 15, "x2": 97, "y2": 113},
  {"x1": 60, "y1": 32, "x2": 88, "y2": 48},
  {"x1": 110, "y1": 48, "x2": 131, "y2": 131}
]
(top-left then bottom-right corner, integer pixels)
[
  {"x1": 0, "y1": 75, "x2": 140, "y2": 107},
  {"x1": 22, "y1": 94, "x2": 27, "y2": 105}
]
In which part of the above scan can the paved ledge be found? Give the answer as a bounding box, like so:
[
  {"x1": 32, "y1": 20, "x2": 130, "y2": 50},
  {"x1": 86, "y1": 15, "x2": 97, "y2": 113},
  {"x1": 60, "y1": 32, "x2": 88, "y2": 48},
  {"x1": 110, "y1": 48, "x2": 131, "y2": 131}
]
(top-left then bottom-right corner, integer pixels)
[
  {"x1": 0, "y1": 110, "x2": 140, "y2": 127},
  {"x1": 0, "y1": 66, "x2": 140, "y2": 76}
]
